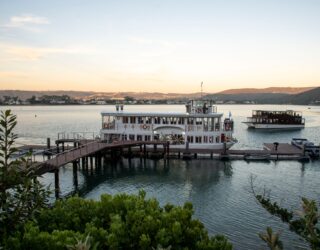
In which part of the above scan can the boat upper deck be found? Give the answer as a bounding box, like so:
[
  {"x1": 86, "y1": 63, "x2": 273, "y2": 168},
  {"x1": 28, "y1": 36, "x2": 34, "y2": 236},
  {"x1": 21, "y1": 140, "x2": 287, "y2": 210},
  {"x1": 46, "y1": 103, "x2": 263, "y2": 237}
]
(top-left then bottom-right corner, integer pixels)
[
  {"x1": 250, "y1": 110, "x2": 303, "y2": 117},
  {"x1": 101, "y1": 111, "x2": 224, "y2": 118}
]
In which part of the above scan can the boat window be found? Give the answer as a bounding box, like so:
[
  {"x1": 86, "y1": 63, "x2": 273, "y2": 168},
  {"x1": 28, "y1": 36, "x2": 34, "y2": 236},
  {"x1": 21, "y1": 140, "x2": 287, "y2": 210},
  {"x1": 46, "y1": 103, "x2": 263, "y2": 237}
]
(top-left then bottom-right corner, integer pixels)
[
  {"x1": 209, "y1": 136, "x2": 214, "y2": 143},
  {"x1": 103, "y1": 115, "x2": 115, "y2": 129},
  {"x1": 203, "y1": 118, "x2": 209, "y2": 131},
  {"x1": 123, "y1": 117, "x2": 129, "y2": 124},
  {"x1": 121, "y1": 134, "x2": 127, "y2": 141},
  {"x1": 187, "y1": 136, "x2": 194, "y2": 143},
  {"x1": 154, "y1": 134, "x2": 159, "y2": 140},
  {"x1": 146, "y1": 117, "x2": 152, "y2": 124},
  {"x1": 170, "y1": 117, "x2": 177, "y2": 124},
  {"x1": 130, "y1": 116, "x2": 136, "y2": 124},
  {"x1": 195, "y1": 118, "x2": 202, "y2": 125},
  {"x1": 216, "y1": 136, "x2": 220, "y2": 143},
  {"x1": 215, "y1": 119, "x2": 220, "y2": 131},
  {"x1": 145, "y1": 135, "x2": 151, "y2": 141},
  {"x1": 129, "y1": 134, "x2": 135, "y2": 140},
  {"x1": 187, "y1": 117, "x2": 194, "y2": 125},
  {"x1": 137, "y1": 135, "x2": 142, "y2": 141},
  {"x1": 195, "y1": 136, "x2": 202, "y2": 143},
  {"x1": 138, "y1": 117, "x2": 143, "y2": 124},
  {"x1": 178, "y1": 117, "x2": 184, "y2": 125},
  {"x1": 162, "y1": 117, "x2": 168, "y2": 124},
  {"x1": 154, "y1": 117, "x2": 161, "y2": 124}
]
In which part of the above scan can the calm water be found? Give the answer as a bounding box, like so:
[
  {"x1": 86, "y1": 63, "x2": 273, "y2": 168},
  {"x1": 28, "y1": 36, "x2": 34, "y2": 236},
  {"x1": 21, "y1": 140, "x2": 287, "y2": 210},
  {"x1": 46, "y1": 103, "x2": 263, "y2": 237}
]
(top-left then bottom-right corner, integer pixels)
[{"x1": 3, "y1": 104, "x2": 320, "y2": 249}]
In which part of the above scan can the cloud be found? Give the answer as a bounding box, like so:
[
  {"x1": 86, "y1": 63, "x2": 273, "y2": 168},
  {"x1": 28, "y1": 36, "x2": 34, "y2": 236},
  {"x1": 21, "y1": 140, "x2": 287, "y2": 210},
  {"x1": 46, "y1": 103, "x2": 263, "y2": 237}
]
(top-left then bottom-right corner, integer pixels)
[
  {"x1": 0, "y1": 43, "x2": 97, "y2": 60},
  {"x1": 1, "y1": 14, "x2": 49, "y2": 32}
]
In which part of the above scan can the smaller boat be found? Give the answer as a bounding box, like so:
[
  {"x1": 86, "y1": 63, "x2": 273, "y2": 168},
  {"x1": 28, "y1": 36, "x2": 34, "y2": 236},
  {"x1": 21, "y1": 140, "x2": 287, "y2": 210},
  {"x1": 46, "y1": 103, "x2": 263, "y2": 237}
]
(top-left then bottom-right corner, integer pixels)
[
  {"x1": 291, "y1": 138, "x2": 320, "y2": 158},
  {"x1": 243, "y1": 110, "x2": 305, "y2": 129},
  {"x1": 244, "y1": 153, "x2": 271, "y2": 161}
]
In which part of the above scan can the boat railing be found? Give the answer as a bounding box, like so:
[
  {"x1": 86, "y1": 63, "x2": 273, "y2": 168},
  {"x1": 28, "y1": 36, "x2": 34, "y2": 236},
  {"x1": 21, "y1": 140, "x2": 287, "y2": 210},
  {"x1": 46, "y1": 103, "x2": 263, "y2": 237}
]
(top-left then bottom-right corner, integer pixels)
[{"x1": 57, "y1": 132, "x2": 96, "y2": 140}]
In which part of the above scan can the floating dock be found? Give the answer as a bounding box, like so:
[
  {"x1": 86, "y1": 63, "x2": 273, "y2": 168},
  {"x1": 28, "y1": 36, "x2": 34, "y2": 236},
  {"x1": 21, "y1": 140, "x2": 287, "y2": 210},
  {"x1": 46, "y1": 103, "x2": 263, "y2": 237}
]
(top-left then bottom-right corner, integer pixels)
[{"x1": 16, "y1": 138, "x2": 314, "y2": 199}]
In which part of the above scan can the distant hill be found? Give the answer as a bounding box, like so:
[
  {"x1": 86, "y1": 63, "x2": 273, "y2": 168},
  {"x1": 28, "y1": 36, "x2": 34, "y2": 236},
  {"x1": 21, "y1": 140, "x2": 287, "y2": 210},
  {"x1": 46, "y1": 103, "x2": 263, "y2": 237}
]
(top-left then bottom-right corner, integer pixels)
[
  {"x1": 205, "y1": 92, "x2": 291, "y2": 104},
  {"x1": 287, "y1": 87, "x2": 320, "y2": 105},
  {"x1": 205, "y1": 87, "x2": 320, "y2": 104},
  {"x1": 0, "y1": 86, "x2": 319, "y2": 104},
  {"x1": 0, "y1": 90, "x2": 207, "y2": 100},
  {"x1": 217, "y1": 87, "x2": 315, "y2": 95}
]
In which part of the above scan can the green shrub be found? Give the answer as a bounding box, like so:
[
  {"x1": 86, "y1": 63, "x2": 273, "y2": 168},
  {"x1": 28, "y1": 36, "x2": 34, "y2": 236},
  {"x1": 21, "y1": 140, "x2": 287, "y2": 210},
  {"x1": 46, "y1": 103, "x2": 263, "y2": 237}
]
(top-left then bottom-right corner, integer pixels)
[{"x1": 5, "y1": 191, "x2": 232, "y2": 250}]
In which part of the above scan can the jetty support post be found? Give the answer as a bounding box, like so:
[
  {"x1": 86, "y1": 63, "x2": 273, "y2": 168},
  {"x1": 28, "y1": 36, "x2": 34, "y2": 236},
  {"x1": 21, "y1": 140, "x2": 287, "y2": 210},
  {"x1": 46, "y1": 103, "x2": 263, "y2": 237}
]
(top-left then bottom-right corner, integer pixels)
[
  {"x1": 56, "y1": 142, "x2": 60, "y2": 153},
  {"x1": 81, "y1": 157, "x2": 85, "y2": 169},
  {"x1": 90, "y1": 156, "x2": 93, "y2": 170},
  {"x1": 73, "y1": 161, "x2": 78, "y2": 188},
  {"x1": 128, "y1": 146, "x2": 132, "y2": 157},
  {"x1": 54, "y1": 168, "x2": 60, "y2": 199},
  {"x1": 143, "y1": 144, "x2": 147, "y2": 157},
  {"x1": 223, "y1": 142, "x2": 227, "y2": 155}
]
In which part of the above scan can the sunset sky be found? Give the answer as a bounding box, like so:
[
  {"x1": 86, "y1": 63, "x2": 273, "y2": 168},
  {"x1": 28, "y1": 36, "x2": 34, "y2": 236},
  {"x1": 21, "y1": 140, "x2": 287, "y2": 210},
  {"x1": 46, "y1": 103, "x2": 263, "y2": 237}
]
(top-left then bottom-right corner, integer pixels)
[{"x1": 0, "y1": 0, "x2": 319, "y2": 93}]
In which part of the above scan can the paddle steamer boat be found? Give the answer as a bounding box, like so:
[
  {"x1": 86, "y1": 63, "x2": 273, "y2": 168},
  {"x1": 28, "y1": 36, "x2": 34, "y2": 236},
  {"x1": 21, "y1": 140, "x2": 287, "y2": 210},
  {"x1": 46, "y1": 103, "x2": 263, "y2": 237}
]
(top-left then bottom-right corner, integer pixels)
[
  {"x1": 100, "y1": 101, "x2": 236, "y2": 149},
  {"x1": 243, "y1": 110, "x2": 305, "y2": 129}
]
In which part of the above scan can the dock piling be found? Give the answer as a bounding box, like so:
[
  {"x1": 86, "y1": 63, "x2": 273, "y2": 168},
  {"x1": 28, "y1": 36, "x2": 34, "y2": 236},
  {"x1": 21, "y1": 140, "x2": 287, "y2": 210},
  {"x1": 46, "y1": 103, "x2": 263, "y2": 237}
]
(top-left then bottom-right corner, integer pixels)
[{"x1": 54, "y1": 169, "x2": 60, "y2": 199}]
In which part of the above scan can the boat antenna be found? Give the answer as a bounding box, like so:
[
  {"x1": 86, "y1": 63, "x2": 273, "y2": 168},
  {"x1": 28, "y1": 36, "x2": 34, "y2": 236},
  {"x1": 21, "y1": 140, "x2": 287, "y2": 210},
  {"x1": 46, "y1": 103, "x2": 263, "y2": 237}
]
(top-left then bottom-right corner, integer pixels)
[{"x1": 201, "y1": 81, "x2": 203, "y2": 99}]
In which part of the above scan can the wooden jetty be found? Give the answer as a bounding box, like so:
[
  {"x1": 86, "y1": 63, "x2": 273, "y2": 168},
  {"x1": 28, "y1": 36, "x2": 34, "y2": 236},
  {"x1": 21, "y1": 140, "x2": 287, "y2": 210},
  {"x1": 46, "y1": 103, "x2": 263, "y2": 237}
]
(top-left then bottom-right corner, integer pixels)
[{"x1": 17, "y1": 137, "x2": 311, "y2": 199}]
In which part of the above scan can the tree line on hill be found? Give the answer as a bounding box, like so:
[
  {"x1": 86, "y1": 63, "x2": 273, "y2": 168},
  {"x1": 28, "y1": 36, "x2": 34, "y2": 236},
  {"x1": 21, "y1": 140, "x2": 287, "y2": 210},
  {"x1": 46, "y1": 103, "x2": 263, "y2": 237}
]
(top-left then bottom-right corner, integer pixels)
[{"x1": 0, "y1": 87, "x2": 319, "y2": 105}]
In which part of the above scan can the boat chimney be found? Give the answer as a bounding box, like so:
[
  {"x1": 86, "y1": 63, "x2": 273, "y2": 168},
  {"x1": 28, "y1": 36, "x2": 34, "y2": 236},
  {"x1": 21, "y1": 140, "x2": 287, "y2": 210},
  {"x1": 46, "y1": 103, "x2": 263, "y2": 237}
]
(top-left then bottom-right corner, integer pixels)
[{"x1": 186, "y1": 102, "x2": 191, "y2": 113}]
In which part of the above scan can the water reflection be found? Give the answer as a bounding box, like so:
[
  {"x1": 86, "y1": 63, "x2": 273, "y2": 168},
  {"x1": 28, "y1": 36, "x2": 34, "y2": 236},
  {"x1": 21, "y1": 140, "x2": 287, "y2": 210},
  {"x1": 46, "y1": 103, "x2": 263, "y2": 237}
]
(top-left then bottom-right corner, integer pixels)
[{"x1": 79, "y1": 158, "x2": 233, "y2": 199}]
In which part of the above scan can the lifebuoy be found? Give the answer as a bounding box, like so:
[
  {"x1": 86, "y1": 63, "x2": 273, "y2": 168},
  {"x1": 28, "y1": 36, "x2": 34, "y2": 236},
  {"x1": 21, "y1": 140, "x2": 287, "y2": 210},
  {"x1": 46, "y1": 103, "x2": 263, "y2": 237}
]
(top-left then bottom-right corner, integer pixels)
[{"x1": 143, "y1": 124, "x2": 147, "y2": 130}]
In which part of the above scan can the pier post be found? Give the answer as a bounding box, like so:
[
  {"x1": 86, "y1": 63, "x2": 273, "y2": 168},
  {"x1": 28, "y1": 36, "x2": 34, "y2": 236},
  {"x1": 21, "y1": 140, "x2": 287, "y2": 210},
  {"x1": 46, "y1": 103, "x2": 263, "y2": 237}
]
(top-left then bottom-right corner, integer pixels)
[
  {"x1": 153, "y1": 144, "x2": 157, "y2": 152},
  {"x1": 210, "y1": 152, "x2": 213, "y2": 159},
  {"x1": 194, "y1": 153, "x2": 197, "y2": 159},
  {"x1": 81, "y1": 157, "x2": 85, "y2": 169},
  {"x1": 90, "y1": 156, "x2": 93, "y2": 169},
  {"x1": 94, "y1": 156, "x2": 98, "y2": 167},
  {"x1": 73, "y1": 161, "x2": 78, "y2": 188},
  {"x1": 54, "y1": 169, "x2": 60, "y2": 199},
  {"x1": 128, "y1": 146, "x2": 132, "y2": 157},
  {"x1": 62, "y1": 143, "x2": 65, "y2": 152},
  {"x1": 47, "y1": 138, "x2": 51, "y2": 149},
  {"x1": 85, "y1": 157, "x2": 89, "y2": 170},
  {"x1": 143, "y1": 144, "x2": 147, "y2": 156},
  {"x1": 56, "y1": 142, "x2": 59, "y2": 153},
  {"x1": 166, "y1": 141, "x2": 170, "y2": 156},
  {"x1": 178, "y1": 151, "x2": 181, "y2": 158}
]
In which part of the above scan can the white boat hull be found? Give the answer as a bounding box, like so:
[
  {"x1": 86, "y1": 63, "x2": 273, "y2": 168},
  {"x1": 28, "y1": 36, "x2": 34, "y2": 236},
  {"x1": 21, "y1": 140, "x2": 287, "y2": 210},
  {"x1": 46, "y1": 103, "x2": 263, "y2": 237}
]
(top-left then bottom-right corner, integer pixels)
[
  {"x1": 243, "y1": 123, "x2": 305, "y2": 129},
  {"x1": 150, "y1": 141, "x2": 235, "y2": 150}
]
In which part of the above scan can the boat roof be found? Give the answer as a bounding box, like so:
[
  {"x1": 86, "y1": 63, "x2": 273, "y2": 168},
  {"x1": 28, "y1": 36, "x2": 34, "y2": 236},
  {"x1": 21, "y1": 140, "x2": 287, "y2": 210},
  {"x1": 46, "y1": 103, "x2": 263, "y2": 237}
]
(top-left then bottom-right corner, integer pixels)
[
  {"x1": 101, "y1": 111, "x2": 224, "y2": 117},
  {"x1": 252, "y1": 110, "x2": 301, "y2": 113}
]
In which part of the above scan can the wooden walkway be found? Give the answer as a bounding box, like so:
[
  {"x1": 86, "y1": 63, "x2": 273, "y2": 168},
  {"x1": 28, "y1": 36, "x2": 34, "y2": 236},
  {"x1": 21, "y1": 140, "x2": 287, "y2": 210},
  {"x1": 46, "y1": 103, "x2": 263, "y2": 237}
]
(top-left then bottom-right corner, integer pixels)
[
  {"x1": 32, "y1": 141, "x2": 305, "y2": 175},
  {"x1": 34, "y1": 140, "x2": 165, "y2": 175}
]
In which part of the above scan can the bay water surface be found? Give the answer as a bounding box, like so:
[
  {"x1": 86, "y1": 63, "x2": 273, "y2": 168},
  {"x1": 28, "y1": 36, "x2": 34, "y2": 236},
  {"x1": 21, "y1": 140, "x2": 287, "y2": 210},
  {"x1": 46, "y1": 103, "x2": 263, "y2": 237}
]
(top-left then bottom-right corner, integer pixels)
[{"x1": 3, "y1": 104, "x2": 320, "y2": 249}]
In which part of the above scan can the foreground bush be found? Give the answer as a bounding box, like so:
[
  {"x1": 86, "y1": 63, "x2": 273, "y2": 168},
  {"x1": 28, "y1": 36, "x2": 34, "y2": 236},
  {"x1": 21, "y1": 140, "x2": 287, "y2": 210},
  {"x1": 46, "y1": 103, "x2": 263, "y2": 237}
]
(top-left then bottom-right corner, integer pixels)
[{"x1": 4, "y1": 191, "x2": 232, "y2": 250}]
